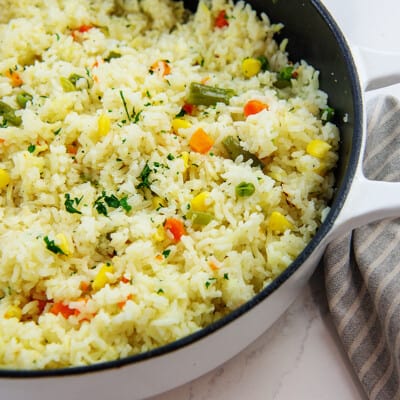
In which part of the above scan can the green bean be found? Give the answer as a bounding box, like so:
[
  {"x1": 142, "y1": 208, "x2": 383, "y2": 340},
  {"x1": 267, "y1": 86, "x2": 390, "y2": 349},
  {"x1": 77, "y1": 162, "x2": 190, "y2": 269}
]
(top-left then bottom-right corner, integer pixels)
[
  {"x1": 104, "y1": 51, "x2": 122, "y2": 62},
  {"x1": 0, "y1": 101, "x2": 22, "y2": 126},
  {"x1": 235, "y1": 182, "x2": 255, "y2": 197},
  {"x1": 16, "y1": 92, "x2": 33, "y2": 108},
  {"x1": 222, "y1": 136, "x2": 263, "y2": 168},
  {"x1": 187, "y1": 82, "x2": 235, "y2": 106}
]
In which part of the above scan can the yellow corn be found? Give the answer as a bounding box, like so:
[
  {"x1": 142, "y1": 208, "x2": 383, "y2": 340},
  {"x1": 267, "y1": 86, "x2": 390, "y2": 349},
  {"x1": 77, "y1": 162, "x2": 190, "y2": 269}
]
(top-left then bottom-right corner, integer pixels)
[
  {"x1": 92, "y1": 263, "x2": 114, "y2": 291},
  {"x1": 268, "y1": 211, "x2": 293, "y2": 233},
  {"x1": 55, "y1": 233, "x2": 71, "y2": 256},
  {"x1": 152, "y1": 226, "x2": 166, "y2": 242},
  {"x1": 172, "y1": 118, "x2": 192, "y2": 133},
  {"x1": 306, "y1": 139, "x2": 331, "y2": 158},
  {"x1": 97, "y1": 114, "x2": 111, "y2": 138},
  {"x1": 190, "y1": 191, "x2": 210, "y2": 211},
  {"x1": 152, "y1": 196, "x2": 166, "y2": 209},
  {"x1": 242, "y1": 58, "x2": 262, "y2": 78},
  {"x1": 0, "y1": 169, "x2": 10, "y2": 190},
  {"x1": 4, "y1": 305, "x2": 22, "y2": 320},
  {"x1": 181, "y1": 152, "x2": 189, "y2": 169}
]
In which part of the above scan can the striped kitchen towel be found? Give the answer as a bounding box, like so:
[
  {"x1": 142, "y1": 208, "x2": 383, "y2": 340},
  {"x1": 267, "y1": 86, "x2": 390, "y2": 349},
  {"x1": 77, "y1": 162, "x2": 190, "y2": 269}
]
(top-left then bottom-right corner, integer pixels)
[{"x1": 324, "y1": 95, "x2": 400, "y2": 400}]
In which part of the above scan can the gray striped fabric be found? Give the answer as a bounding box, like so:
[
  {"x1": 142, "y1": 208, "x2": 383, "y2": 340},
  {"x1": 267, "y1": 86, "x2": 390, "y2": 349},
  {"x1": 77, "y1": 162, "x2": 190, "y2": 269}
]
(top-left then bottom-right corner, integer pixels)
[{"x1": 324, "y1": 96, "x2": 400, "y2": 400}]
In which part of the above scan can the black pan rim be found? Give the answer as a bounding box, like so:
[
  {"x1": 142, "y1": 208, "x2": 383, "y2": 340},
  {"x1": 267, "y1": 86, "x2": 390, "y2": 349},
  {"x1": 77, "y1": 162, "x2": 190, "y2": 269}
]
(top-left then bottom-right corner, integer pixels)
[{"x1": 0, "y1": 0, "x2": 364, "y2": 379}]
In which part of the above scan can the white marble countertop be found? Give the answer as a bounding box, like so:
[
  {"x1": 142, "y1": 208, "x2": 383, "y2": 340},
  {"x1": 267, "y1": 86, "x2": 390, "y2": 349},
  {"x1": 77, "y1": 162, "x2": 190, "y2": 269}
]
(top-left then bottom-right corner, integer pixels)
[{"x1": 149, "y1": 2, "x2": 400, "y2": 399}]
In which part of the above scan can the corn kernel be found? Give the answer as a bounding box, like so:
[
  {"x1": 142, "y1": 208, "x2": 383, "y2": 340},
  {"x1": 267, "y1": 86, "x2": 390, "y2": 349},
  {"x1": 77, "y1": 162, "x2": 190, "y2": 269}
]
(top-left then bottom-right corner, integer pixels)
[
  {"x1": 0, "y1": 169, "x2": 10, "y2": 190},
  {"x1": 306, "y1": 139, "x2": 331, "y2": 158},
  {"x1": 4, "y1": 305, "x2": 22, "y2": 320},
  {"x1": 152, "y1": 196, "x2": 166, "y2": 209},
  {"x1": 268, "y1": 211, "x2": 293, "y2": 233},
  {"x1": 153, "y1": 226, "x2": 166, "y2": 242},
  {"x1": 55, "y1": 233, "x2": 71, "y2": 256},
  {"x1": 242, "y1": 58, "x2": 262, "y2": 78},
  {"x1": 181, "y1": 152, "x2": 189, "y2": 169},
  {"x1": 92, "y1": 264, "x2": 114, "y2": 291},
  {"x1": 190, "y1": 191, "x2": 210, "y2": 211},
  {"x1": 172, "y1": 118, "x2": 192, "y2": 133},
  {"x1": 97, "y1": 114, "x2": 111, "y2": 137}
]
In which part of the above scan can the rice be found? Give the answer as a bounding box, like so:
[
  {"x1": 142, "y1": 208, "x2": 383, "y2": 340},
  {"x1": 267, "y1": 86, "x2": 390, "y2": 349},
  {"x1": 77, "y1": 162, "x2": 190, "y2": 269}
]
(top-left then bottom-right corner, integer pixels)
[{"x1": 0, "y1": 0, "x2": 339, "y2": 368}]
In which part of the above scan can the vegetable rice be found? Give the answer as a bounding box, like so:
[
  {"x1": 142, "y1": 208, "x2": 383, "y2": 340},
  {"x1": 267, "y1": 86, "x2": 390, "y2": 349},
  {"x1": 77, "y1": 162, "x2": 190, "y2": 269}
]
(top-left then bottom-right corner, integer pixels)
[{"x1": 0, "y1": 0, "x2": 339, "y2": 368}]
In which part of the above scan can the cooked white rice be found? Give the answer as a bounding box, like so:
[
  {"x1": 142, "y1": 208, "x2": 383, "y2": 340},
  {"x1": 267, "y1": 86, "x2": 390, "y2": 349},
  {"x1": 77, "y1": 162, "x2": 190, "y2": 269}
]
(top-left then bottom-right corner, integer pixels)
[{"x1": 0, "y1": 0, "x2": 339, "y2": 368}]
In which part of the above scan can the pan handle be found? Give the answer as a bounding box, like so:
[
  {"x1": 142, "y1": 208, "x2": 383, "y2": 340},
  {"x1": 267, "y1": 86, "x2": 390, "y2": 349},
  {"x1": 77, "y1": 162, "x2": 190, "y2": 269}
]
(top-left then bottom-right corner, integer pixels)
[
  {"x1": 351, "y1": 46, "x2": 400, "y2": 92},
  {"x1": 328, "y1": 47, "x2": 400, "y2": 240}
]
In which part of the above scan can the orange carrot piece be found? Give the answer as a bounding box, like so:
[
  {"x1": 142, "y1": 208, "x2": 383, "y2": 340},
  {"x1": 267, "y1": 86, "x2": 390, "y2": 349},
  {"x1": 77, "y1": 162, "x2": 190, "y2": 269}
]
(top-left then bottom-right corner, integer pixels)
[
  {"x1": 215, "y1": 10, "x2": 229, "y2": 28},
  {"x1": 208, "y1": 261, "x2": 219, "y2": 271},
  {"x1": 155, "y1": 254, "x2": 164, "y2": 261},
  {"x1": 50, "y1": 302, "x2": 75, "y2": 318},
  {"x1": 120, "y1": 275, "x2": 131, "y2": 283},
  {"x1": 164, "y1": 218, "x2": 186, "y2": 242},
  {"x1": 66, "y1": 142, "x2": 79, "y2": 155},
  {"x1": 189, "y1": 128, "x2": 214, "y2": 154},
  {"x1": 182, "y1": 103, "x2": 197, "y2": 115},
  {"x1": 79, "y1": 281, "x2": 90, "y2": 292},
  {"x1": 5, "y1": 70, "x2": 23, "y2": 87},
  {"x1": 150, "y1": 60, "x2": 171, "y2": 77},
  {"x1": 243, "y1": 100, "x2": 269, "y2": 117}
]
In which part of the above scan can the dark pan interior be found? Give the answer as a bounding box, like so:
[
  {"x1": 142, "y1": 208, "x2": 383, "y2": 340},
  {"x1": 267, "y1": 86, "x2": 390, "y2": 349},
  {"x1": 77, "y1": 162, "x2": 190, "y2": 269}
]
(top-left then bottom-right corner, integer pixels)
[{"x1": 1, "y1": 0, "x2": 363, "y2": 378}]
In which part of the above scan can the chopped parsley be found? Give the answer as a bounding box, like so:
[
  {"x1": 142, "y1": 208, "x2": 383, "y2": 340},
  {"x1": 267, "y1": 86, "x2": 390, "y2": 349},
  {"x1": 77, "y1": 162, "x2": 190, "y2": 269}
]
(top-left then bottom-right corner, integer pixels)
[
  {"x1": 94, "y1": 192, "x2": 131, "y2": 216},
  {"x1": 64, "y1": 193, "x2": 82, "y2": 214},
  {"x1": 44, "y1": 236, "x2": 65, "y2": 255},
  {"x1": 167, "y1": 153, "x2": 175, "y2": 160},
  {"x1": 162, "y1": 249, "x2": 171, "y2": 258},
  {"x1": 223, "y1": 273, "x2": 229, "y2": 280},
  {"x1": 53, "y1": 128, "x2": 61, "y2": 135},
  {"x1": 27, "y1": 144, "x2": 36, "y2": 153},
  {"x1": 175, "y1": 108, "x2": 186, "y2": 118},
  {"x1": 205, "y1": 278, "x2": 217, "y2": 288},
  {"x1": 157, "y1": 288, "x2": 164, "y2": 294},
  {"x1": 119, "y1": 90, "x2": 131, "y2": 122},
  {"x1": 136, "y1": 162, "x2": 152, "y2": 189}
]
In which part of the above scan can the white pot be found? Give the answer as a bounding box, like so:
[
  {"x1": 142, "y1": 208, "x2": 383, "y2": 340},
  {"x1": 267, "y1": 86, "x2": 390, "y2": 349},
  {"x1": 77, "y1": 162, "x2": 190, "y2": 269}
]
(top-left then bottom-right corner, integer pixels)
[{"x1": 1, "y1": 2, "x2": 400, "y2": 400}]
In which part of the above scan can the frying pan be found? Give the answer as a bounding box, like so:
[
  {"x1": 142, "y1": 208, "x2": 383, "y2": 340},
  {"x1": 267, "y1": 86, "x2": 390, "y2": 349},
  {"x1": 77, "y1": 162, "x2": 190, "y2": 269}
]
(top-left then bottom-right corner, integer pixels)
[{"x1": 2, "y1": 1, "x2": 400, "y2": 399}]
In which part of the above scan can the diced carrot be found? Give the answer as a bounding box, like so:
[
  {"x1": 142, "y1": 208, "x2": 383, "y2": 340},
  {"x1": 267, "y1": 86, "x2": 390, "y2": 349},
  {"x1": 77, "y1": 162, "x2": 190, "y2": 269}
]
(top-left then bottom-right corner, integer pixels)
[
  {"x1": 243, "y1": 99, "x2": 269, "y2": 117},
  {"x1": 50, "y1": 302, "x2": 75, "y2": 319},
  {"x1": 182, "y1": 103, "x2": 197, "y2": 115},
  {"x1": 117, "y1": 294, "x2": 133, "y2": 309},
  {"x1": 215, "y1": 10, "x2": 229, "y2": 28},
  {"x1": 201, "y1": 76, "x2": 211, "y2": 85},
  {"x1": 189, "y1": 128, "x2": 214, "y2": 154},
  {"x1": 66, "y1": 142, "x2": 79, "y2": 155},
  {"x1": 150, "y1": 60, "x2": 171, "y2": 77},
  {"x1": 78, "y1": 25, "x2": 94, "y2": 33},
  {"x1": 120, "y1": 275, "x2": 131, "y2": 284},
  {"x1": 93, "y1": 74, "x2": 99, "y2": 83},
  {"x1": 164, "y1": 217, "x2": 186, "y2": 242},
  {"x1": 0, "y1": 139, "x2": 5, "y2": 145},
  {"x1": 155, "y1": 254, "x2": 163, "y2": 261},
  {"x1": 79, "y1": 281, "x2": 90, "y2": 292},
  {"x1": 5, "y1": 70, "x2": 23, "y2": 87},
  {"x1": 208, "y1": 260, "x2": 219, "y2": 271},
  {"x1": 71, "y1": 25, "x2": 94, "y2": 41}
]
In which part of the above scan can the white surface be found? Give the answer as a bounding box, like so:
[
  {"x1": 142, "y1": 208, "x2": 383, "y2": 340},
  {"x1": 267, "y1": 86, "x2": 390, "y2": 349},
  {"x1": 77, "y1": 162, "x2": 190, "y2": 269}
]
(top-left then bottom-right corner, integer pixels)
[{"x1": 148, "y1": 1, "x2": 400, "y2": 399}]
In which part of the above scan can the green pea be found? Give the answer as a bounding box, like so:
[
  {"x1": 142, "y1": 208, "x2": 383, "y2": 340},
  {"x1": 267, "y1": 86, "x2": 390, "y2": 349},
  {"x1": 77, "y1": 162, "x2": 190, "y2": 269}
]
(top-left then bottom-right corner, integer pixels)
[
  {"x1": 191, "y1": 211, "x2": 214, "y2": 226},
  {"x1": 235, "y1": 182, "x2": 255, "y2": 197}
]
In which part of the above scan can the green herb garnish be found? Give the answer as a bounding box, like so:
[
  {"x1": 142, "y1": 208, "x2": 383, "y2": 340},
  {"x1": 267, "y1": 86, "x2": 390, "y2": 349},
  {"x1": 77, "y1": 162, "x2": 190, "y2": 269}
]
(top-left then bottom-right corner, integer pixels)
[
  {"x1": 27, "y1": 144, "x2": 36, "y2": 153},
  {"x1": 64, "y1": 193, "x2": 82, "y2": 214},
  {"x1": 162, "y1": 249, "x2": 171, "y2": 258},
  {"x1": 136, "y1": 162, "x2": 152, "y2": 189},
  {"x1": 44, "y1": 236, "x2": 65, "y2": 255}
]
